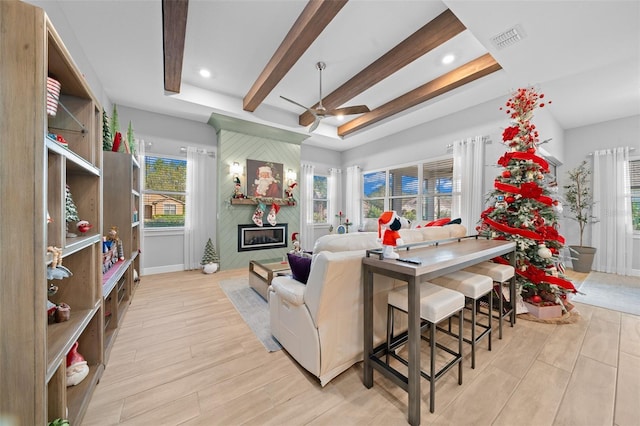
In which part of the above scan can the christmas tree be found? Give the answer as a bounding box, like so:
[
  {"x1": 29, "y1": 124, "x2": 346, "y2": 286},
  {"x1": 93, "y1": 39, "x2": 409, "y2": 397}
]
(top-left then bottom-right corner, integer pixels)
[
  {"x1": 102, "y1": 111, "x2": 112, "y2": 151},
  {"x1": 65, "y1": 184, "x2": 80, "y2": 223},
  {"x1": 127, "y1": 121, "x2": 135, "y2": 155},
  {"x1": 478, "y1": 87, "x2": 576, "y2": 313},
  {"x1": 201, "y1": 238, "x2": 219, "y2": 264},
  {"x1": 109, "y1": 104, "x2": 120, "y2": 150}
]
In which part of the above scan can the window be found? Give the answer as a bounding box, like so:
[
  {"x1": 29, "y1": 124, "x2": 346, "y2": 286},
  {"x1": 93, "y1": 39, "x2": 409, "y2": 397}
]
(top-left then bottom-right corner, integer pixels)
[
  {"x1": 143, "y1": 156, "x2": 187, "y2": 227},
  {"x1": 422, "y1": 159, "x2": 453, "y2": 221},
  {"x1": 363, "y1": 158, "x2": 453, "y2": 222},
  {"x1": 313, "y1": 175, "x2": 328, "y2": 223},
  {"x1": 631, "y1": 158, "x2": 640, "y2": 232}
]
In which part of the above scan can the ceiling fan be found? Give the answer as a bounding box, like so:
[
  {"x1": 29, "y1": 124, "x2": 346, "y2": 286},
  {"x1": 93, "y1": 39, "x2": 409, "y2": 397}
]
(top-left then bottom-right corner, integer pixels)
[{"x1": 281, "y1": 61, "x2": 370, "y2": 132}]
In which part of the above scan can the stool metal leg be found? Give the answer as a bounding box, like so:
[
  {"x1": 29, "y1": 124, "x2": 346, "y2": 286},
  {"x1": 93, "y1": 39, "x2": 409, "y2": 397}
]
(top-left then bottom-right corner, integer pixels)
[
  {"x1": 471, "y1": 297, "x2": 476, "y2": 369},
  {"x1": 386, "y1": 305, "x2": 393, "y2": 365},
  {"x1": 458, "y1": 309, "x2": 463, "y2": 385},
  {"x1": 429, "y1": 321, "x2": 436, "y2": 413}
]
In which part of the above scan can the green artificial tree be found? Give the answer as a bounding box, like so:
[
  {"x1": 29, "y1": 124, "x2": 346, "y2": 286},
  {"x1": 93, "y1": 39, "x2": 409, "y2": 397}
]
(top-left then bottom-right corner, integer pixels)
[
  {"x1": 478, "y1": 87, "x2": 576, "y2": 314},
  {"x1": 109, "y1": 104, "x2": 120, "y2": 149},
  {"x1": 65, "y1": 184, "x2": 79, "y2": 223},
  {"x1": 201, "y1": 238, "x2": 219, "y2": 274},
  {"x1": 65, "y1": 184, "x2": 80, "y2": 237},
  {"x1": 102, "y1": 110, "x2": 112, "y2": 151},
  {"x1": 127, "y1": 121, "x2": 136, "y2": 155}
]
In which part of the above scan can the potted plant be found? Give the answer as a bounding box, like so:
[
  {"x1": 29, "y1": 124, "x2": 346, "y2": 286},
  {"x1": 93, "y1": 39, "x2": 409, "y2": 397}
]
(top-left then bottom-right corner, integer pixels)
[
  {"x1": 563, "y1": 160, "x2": 598, "y2": 272},
  {"x1": 201, "y1": 238, "x2": 219, "y2": 274}
]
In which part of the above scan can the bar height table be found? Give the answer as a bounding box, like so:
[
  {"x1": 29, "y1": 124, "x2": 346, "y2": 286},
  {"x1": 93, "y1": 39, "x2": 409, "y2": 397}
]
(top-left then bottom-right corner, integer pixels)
[{"x1": 362, "y1": 236, "x2": 516, "y2": 425}]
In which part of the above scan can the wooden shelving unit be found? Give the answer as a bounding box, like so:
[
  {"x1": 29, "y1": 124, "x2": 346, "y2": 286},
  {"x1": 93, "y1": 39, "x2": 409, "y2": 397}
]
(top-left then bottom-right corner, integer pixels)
[
  {"x1": 0, "y1": 1, "x2": 103, "y2": 424},
  {"x1": 102, "y1": 151, "x2": 141, "y2": 361}
]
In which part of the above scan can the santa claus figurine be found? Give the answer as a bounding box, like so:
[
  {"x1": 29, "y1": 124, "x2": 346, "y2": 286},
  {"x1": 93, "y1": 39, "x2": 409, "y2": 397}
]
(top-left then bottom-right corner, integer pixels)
[{"x1": 378, "y1": 211, "x2": 409, "y2": 259}]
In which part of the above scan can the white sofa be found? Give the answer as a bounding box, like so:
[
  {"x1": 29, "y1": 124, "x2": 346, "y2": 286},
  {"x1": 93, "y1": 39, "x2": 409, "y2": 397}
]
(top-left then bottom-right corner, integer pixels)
[{"x1": 268, "y1": 224, "x2": 467, "y2": 386}]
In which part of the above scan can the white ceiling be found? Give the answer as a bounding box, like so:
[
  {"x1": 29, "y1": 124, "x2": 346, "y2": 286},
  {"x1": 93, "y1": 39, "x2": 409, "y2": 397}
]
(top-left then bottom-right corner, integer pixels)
[{"x1": 31, "y1": 0, "x2": 640, "y2": 152}]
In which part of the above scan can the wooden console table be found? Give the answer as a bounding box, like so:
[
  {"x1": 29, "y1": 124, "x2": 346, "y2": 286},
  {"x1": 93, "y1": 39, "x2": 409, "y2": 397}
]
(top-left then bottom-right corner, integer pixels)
[{"x1": 362, "y1": 236, "x2": 516, "y2": 425}]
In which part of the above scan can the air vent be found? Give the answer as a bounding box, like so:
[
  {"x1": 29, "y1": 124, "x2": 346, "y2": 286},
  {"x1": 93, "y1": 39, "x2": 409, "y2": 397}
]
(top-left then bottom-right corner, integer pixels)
[{"x1": 490, "y1": 25, "x2": 526, "y2": 50}]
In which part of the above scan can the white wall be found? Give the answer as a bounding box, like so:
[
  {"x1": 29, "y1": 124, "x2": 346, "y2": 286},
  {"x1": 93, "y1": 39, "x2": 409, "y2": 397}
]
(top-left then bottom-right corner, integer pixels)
[{"x1": 117, "y1": 106, "x2": 218, "y2": 275}]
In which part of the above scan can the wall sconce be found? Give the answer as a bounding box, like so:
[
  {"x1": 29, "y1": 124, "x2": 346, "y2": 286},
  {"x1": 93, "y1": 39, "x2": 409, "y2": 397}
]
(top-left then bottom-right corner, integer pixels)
[
  {"x1": 230, "y1": 162, "x2": 243, "y2": 176},
  {"x1": 286, "y1": 169, "x2": 297, "y2": 182}
]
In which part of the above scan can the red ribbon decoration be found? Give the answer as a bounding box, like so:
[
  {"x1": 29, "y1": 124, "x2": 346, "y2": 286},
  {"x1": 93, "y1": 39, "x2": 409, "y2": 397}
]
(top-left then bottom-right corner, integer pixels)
[
  {"x1": 496, "y1": 151, "x2": 549, "y2": 172},
  {"x1": 484, "y1": 217, "x2": 545, "y2": 241},
  {"x1": 491, "y1": 257, "x2": 576, "y2": 292},
  {"x1": 494, "y1": 181, "x2": 554, "y2": 206}
]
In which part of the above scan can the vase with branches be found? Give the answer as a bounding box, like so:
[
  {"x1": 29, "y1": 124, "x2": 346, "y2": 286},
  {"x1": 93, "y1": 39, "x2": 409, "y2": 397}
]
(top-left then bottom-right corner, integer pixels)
[{"x1": 563, "y1": 160, "x2": 598, "y2": 271}]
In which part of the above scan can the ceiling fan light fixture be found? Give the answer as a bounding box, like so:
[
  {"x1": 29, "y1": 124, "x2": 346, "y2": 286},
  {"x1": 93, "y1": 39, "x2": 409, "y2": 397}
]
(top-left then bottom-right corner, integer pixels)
[{"x1": 491, "y1": 24, "x2": 526, "y2": 50}]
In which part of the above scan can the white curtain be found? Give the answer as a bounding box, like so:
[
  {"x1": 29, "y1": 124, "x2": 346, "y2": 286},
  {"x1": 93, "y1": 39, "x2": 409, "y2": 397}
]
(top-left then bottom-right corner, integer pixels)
[
  {"x1": 452, "y1": 136, "x2": 485, "y2": 235},
  {"x1": 328, "y1": 168, "x2": 342, "y2": 225},
  {"x1": 592, "y1": 147, "x2": 633, "y2": 275},
  {"x1": 345, "y1": 165, "x2": 362, "y2": 228},
  {"x1": 300, "y1": 163, "x2": 315, "y2": 252},
  {"x1": 184, "y1": 147, "x2": 216, "y2": 270}
]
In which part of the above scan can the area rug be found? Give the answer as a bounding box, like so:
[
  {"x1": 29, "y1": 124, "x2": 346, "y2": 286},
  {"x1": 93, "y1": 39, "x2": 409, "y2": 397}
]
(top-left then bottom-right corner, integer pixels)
[
  {"x1": 219, "y1": 278, "x2": 282, "y2": 352},
  {"x1": 571, "y1": 271, "x2": 640, "y2": 316}
]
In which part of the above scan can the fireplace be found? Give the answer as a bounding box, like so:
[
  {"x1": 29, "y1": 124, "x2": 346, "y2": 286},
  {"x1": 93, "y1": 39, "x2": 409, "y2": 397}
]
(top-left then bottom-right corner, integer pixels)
[{"x1": 238, "y1": 223, "x2": 288, "y2": 252}]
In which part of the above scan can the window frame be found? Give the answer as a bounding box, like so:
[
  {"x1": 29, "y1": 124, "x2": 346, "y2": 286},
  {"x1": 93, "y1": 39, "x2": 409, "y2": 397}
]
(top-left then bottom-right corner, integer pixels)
[{"x1": 142, "y1": 154, "x2": 187, "y2": 230}]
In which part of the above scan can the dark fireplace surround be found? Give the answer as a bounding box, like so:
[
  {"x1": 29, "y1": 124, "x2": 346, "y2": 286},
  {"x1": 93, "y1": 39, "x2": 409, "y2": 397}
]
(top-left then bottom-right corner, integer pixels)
[{"x1": 238, "y1": 223, "x2": 288, "y2": 252}]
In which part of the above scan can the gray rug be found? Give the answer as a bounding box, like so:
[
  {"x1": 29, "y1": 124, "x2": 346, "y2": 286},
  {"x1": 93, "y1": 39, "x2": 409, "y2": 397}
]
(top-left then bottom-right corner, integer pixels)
[
  {"x1": 572, "y1": 271, "x2": 640, "y2": 316},
  {"x1": 219, "y1": 278, "x2": 282, "y2": 352}
]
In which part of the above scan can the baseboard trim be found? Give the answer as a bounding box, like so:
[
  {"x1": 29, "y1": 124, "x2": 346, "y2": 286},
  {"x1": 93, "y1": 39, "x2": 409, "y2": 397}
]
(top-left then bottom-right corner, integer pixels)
[{"x1": 143, "y1": 264, "x2": 184, "y2": 276}]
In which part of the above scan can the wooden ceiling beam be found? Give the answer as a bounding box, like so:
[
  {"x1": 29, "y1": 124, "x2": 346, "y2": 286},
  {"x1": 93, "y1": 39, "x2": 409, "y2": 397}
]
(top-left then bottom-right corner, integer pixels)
[
  {"x1": 243, "y1": 0, "x2": 348, "y2": 112},
  {"x1": 299, "y1": 8, "x2": 466, "y2": 126},
  {"x1": 337, "y1": 53, "x2": 502, "y2": 137},
  {"x1": 162, "y1": 0, "x2": 189, "y2": 94}
]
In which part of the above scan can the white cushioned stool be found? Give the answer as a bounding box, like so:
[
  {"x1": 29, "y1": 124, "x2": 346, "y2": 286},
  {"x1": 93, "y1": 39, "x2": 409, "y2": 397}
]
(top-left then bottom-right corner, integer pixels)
[
  {"x1": 463, "y1": 261, "x2": 515, "y2": 339},
  {"x1": 431, "y1": 271, "x2": 493, "y2": 369},
  {"x1": 386, "y1": 282, "x2": 465, "y2": 413}
]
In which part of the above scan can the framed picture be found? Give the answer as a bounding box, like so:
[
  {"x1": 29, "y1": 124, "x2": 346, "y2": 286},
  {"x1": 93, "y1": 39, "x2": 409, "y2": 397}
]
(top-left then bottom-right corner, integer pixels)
[{"x1": 247, "y1": 159, "x2": 284, "y2": 198}]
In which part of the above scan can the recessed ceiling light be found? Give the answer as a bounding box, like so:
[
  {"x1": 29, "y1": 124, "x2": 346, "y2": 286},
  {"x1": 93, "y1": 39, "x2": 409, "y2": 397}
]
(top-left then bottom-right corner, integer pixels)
[
  {"x1": 199, "y1": 68, "x2": 211, "y2": 78},
  {"x1": 335, "y1": 115, "x2": 344, "y2": 121},
  {"x1": 442, "y1": 54, "x2": 455, "y2": 65}
]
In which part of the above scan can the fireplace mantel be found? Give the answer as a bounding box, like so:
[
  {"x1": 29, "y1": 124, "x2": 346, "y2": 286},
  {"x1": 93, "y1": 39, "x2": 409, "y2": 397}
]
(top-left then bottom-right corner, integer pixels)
[{"x1": 230, "y1": 198, "x2": 294, "y2": 206}]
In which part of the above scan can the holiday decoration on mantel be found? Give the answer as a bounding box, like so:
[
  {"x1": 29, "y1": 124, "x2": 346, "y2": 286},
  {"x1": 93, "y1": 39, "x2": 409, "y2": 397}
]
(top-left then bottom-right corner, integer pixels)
[{"x1": 477, "y1": 87, "x2": 576, "y2": 318}]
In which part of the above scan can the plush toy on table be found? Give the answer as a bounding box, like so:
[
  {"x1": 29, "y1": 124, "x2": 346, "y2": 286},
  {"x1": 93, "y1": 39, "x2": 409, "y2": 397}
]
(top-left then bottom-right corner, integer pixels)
[{"x1": 378, "y1": 210, "x2": 410, "y2": 259}]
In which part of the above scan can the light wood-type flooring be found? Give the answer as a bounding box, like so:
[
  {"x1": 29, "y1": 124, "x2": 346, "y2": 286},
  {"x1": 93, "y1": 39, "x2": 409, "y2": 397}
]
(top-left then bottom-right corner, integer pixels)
[{"x1": 82, "y1": 268, "x2": 640, "y2": 425}]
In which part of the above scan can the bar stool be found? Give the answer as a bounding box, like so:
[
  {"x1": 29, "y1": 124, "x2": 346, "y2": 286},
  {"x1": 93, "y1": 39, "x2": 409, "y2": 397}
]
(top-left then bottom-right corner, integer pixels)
[
  {"x1": 386, "y1": 282, "x2": 465, "y2": 413},
  {"x1": 430, "y1": 271, "x2": 493, "y2": 369},
  {"x1": 463, "y1": 262, "x2": 515, "y2": 339}
]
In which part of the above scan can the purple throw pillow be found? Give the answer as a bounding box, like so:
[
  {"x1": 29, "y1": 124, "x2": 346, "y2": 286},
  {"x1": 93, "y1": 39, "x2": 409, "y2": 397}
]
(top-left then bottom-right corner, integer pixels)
[{"x1": 287, "y1": 252, "x2": 312, "y2": 284}]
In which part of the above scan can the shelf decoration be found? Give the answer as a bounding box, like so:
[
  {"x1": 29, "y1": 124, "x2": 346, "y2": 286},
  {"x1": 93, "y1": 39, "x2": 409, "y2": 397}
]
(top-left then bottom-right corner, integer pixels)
[
  {"x1": 65, "y1": 184, "x2": 80, "y2": 237},
  {"x1": 66, "y1": 341, "x2": 89, "y2": 387},
  {"x1": 46, "y1": 76, "x2": 61, "y2": 117},
  {"x1": 102, "y1": 111, "x2": 112, "y2": 151}
]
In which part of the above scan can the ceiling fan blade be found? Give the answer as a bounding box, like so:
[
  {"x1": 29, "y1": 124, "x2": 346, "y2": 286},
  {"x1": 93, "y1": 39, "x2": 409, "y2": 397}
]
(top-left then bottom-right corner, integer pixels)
[
  {"x1": 309, "y1": 117, "x2": 321, "y2": 133},
  {"x1": 329, "y1": 105, "x2": 370, "y2": 116},
  {"x1": 280, "y1": 95, "x2": 312, "y2": 112}
]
